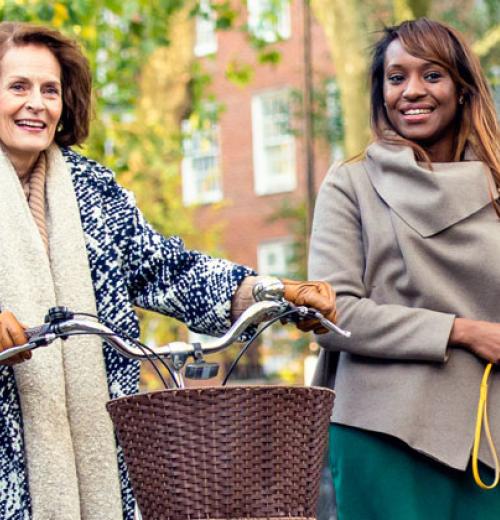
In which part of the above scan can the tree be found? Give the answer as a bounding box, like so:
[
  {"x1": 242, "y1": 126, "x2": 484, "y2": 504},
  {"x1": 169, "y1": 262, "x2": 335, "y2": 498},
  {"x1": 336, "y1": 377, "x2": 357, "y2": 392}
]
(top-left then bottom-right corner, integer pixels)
[
  {"x1": 0, "y1": 0, "x2": 224, "y2": 389},
  {"x1": 309, "y1": 0, "x2": 371, "y2": 157},
  {"x1": 393, "y1": 0, "x2": 435, "y2": 21}
]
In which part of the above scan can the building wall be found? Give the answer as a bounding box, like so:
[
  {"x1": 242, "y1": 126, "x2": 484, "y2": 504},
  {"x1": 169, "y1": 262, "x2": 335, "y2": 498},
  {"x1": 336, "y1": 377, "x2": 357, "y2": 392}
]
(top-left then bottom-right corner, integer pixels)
[{"x1": 189, "y1": 0, "x2": 336, "y2": 273}]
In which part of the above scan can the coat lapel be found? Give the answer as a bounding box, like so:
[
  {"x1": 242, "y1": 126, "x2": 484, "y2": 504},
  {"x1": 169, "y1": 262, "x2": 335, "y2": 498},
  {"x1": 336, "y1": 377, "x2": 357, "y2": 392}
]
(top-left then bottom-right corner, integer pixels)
[{"x1": 364, "y1": 142, "x2": 497, "y2": 237}]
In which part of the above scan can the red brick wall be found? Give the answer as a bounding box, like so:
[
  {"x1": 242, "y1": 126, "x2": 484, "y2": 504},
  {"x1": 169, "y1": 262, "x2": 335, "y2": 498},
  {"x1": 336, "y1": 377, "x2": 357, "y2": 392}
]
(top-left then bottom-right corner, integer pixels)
[{"x1": 193, "y1": 0, "x2": 336, "y2": 271}]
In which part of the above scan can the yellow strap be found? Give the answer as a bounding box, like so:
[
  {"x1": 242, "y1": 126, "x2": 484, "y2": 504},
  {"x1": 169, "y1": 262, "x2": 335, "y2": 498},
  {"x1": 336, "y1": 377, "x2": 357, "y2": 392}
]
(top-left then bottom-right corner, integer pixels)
[{"x1": 472, "y1": 363, "x2": 500, "y2": 489}]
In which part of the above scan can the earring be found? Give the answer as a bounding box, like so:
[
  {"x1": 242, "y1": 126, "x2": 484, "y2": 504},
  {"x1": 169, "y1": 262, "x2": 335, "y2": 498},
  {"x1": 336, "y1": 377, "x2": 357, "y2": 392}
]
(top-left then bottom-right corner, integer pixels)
[
  {"x1": 458, "y1": 95, "x2": 464, "y2": 105},
  {"x1": 57, "y1": 123, "x2": 63, "y2": 132}
]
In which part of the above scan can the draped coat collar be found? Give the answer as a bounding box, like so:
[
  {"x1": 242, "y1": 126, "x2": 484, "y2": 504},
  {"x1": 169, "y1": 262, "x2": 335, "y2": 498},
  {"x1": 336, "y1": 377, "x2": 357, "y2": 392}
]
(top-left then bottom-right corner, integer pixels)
[{"x1": 364, "y1": 142, "x2": 498, "y2": 237}]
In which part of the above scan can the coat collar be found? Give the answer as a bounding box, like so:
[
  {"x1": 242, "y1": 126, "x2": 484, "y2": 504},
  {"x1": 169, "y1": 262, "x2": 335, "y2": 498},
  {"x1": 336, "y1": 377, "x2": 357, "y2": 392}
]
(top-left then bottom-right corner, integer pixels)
[{"x1": 364, "y1": 142, "x2": 498, "y2": 237}]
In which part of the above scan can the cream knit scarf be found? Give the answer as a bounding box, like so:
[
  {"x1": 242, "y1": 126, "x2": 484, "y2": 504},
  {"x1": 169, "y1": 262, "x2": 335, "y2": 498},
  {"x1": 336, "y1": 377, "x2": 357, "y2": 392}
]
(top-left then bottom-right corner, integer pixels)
[{"x1": 0, "y1": 145, "x2": 123, "y2": 520}]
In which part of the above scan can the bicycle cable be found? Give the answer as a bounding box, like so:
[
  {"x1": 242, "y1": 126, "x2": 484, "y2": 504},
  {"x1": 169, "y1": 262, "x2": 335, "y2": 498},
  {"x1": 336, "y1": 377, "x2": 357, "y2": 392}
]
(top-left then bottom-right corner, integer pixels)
[
  {"x1": 68, "y1": 313, "x2": 180, "y2": 388},
  {"x1": 43, "y1": 329, "x2": 174, "y2": 389},
  {"x1": 109, "y1": 330, "x2": 180, "y2": 389},
  {"x1": 222, "y1": 308, "x2": 298, "y2": 386}
]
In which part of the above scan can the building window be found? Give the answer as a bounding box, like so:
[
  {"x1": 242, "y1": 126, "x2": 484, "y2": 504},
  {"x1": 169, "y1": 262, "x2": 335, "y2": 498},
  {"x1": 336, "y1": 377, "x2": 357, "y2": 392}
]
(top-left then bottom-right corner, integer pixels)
[
  {"x1": 257, "y1": 239, "x2": 294, "y2": 277},
  {"x1": 194, "y1": 0, "x2": 217, "y2": 57},
  {"x1": 252, "y1": 89, "x2": 296, "y2": 195},
  {"x1": 257, "y1": 238, "x2": 296, "y2": 376},
  {"x1": 182, "y1": 119, "x2": 223, "y2": 206},
  {"x1": 247, "y1": 0, "x2": 291, "y2": 43}
]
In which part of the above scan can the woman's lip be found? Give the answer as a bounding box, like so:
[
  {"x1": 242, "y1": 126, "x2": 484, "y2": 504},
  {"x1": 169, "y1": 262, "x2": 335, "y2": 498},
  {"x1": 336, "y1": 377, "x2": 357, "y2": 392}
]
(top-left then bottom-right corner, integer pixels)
[
  {"x1": 401, "y1": 112, "x2": 433, "y2": 123},
  {"x1": 14, "y1": 123, "x2": 46, "y2": 133},
  {"x1": 17, "y1": 126, "x2": 45, "y2": 133}
]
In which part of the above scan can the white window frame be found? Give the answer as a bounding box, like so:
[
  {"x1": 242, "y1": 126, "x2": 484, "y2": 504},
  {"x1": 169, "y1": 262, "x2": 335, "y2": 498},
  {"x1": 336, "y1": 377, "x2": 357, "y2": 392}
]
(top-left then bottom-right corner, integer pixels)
[
  {"x1": 251, "y1": 89, "x2": 296, "y2": 196},
  {"x1": 257, "y1": 238, "x2": 294, "y2": 277},
  {"x1": 194, "y1": 0, "x2": 218, "y2": 57},
  {"x1": 247, "y1": 0, "x2": 291, "y2": 43},
  {"x1": 181, "y1": 119, "x2": 223, "y2": 206}
]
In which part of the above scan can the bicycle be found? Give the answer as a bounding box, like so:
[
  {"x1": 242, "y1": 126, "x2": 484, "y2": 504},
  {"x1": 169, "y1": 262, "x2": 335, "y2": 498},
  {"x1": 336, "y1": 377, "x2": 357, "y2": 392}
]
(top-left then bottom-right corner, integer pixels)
[{"x1": 1, "y1": 277, "x2": 349, "y2": 520}]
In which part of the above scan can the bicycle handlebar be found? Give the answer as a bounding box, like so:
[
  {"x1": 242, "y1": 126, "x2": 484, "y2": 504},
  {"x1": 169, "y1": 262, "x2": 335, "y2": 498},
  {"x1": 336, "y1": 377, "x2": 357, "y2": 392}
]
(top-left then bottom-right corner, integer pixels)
[{"x1": 0, "y1": 297, "x2": 349, "y2": 364}]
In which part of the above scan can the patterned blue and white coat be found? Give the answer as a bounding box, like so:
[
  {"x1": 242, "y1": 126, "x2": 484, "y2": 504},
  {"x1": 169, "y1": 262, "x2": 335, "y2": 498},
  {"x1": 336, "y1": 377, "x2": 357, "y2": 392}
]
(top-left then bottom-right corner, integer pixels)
[{"x1": 0, "y1": 149, "x2": 253, "y2": 520}]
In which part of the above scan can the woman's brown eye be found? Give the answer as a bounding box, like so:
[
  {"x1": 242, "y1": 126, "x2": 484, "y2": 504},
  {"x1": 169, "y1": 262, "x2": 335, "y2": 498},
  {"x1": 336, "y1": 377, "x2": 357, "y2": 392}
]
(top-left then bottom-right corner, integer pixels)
[
  {"x1": 425, "y1": 72, "x2": 442, "y2": 81},
  {"x1": 388, "y1": 75, "x2": 404, "y2": 83},
  {"x1": 45, "y1": 87, "x2": 60, "y2": 95}
]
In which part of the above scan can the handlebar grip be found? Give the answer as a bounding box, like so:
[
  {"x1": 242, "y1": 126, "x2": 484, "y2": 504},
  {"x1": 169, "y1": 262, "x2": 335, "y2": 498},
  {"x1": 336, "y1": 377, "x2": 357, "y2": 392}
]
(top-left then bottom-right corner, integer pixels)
[
  {"x1": 0, "y1": 324, "x2": 55, "y2": 362},
  {"x1": 0, "y1": 343, "x2": 33, "y2": 362},
  {"x1": 0, "y1": 325, "x2": 47, "y2": 363}
]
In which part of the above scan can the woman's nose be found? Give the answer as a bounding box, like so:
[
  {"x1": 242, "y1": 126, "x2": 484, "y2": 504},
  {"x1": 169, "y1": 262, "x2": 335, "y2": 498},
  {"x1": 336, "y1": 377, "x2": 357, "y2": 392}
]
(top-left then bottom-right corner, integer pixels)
[
  {"x1": 403, "y1": 75, "x2": 426, "y2": 99},
  {"x1": 25, "y1": 90, "x2": 44, "y2": 112}
]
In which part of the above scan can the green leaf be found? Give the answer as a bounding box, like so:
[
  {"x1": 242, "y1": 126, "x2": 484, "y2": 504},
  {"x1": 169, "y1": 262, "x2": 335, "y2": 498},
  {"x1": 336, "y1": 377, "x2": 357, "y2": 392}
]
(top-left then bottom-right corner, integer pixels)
[
  {"x1": 36, "y1": 3, "x2": 55, "y2": 21},
  {"x1": 258, "y1": 48, "x2": 282, "y2": 64},
  {"x1": 225, "y1": 60, "x2": 254, "y2": 86}
]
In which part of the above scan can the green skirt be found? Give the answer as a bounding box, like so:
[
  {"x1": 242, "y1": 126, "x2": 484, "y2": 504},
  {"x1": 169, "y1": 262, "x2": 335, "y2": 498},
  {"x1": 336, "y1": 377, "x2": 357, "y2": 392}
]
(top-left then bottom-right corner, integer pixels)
[{"x1": 329, "y1": 424, "x2": 500, "y2": 520}]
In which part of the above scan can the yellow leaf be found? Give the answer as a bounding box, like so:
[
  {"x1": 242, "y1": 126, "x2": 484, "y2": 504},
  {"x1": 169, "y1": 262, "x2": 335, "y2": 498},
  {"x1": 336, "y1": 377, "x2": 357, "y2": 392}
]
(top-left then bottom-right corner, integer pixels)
[
  {"x1": 52, "y1": 3, "x2": 69, "y2": 28},
  {"x1": 189, "y1": 112, "x2": 200, "y2": 129},
  {"x1": 81, "y1": 25, "x2": 97, "y2": 41},
  {"x1": 392, "y1": 0, "x2": 414, "y2": 23},
  {"x1": 472, "y1": 25, "x2": 500, "y2": 58}
]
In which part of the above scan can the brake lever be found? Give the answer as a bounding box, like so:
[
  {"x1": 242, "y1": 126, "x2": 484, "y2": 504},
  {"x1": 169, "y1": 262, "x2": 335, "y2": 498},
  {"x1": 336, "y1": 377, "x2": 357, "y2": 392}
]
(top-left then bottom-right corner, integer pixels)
[
  {"x1": 314, "y1": 313, "x2": 351, "y2": 338},
  {"x1": 0, "y1": 325, "x2": 59, "y2": 362},
  {"x1": 25, "y1": 323, "x2": 53, "y2": 340},
  {"x1": 283, "y1": 305, "x2": 351, "y2": 338}
]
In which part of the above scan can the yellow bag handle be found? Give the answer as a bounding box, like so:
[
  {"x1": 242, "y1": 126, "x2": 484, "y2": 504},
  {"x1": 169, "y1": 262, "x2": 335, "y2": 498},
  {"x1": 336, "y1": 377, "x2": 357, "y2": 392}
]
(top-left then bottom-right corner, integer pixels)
[{"x1": 472, "y1": 363, "x2": 500, "y2": 489}]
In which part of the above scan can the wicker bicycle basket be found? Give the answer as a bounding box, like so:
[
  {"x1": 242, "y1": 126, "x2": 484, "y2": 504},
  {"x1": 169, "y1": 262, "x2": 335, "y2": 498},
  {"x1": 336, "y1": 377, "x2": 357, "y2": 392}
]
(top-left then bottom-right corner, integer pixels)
[{"x1": 106, "y1": 385, "x2": 334, "y2": 520}]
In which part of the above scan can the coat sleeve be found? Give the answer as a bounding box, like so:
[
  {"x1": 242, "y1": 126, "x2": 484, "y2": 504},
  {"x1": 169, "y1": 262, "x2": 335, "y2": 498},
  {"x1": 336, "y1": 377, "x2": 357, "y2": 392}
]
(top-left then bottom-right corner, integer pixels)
[
  {"x1": 104, "y1": 178, "x2": 255, "y2": 337},
  {"x1": 308, "y1": 163, "x2": 455, "y2": 362}
]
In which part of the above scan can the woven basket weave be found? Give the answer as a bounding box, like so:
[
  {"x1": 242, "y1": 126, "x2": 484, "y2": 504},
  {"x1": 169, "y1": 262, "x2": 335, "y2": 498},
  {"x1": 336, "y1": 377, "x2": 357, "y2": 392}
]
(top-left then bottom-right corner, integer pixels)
[{"x1": 106, "y1": 385, "x2": 334, "y2": 520}]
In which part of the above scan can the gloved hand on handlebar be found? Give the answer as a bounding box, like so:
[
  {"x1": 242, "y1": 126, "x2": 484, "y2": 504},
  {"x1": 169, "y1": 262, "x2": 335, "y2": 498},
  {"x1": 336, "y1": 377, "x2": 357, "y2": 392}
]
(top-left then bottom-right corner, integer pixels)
[
  {"x1": 282, "y1": 279, "x2": 337, "y2": 334},
  {"x1": 231, "y1": 276, "x2": 337, "y2": 335},
  {"x1": 0, "y1": 310, "x2": 31, "y2": 365}
]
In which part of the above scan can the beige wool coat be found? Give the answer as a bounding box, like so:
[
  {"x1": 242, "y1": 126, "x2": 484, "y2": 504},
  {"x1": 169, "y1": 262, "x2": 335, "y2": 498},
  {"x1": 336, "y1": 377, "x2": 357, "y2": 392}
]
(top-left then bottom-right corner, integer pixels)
[{"x1": 309, "y1": 141, "x2": 500, "y2": 471}]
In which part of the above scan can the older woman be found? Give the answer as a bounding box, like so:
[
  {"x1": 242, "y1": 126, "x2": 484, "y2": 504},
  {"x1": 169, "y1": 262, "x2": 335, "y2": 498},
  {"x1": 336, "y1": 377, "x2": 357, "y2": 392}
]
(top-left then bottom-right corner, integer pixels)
[
  {"x1": 0, "y1": 22, "x2": 336, "y2": 520},
  {"x1": 309, "y1": 18, "x2": 500, "y2": 520}
]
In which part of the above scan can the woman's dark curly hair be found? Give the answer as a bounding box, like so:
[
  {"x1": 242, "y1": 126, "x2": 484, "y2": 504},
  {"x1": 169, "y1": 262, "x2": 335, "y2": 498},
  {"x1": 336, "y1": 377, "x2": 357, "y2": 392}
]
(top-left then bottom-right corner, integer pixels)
[{"x1": 0, "y1": 21, "x2": 92, "y2": 147}]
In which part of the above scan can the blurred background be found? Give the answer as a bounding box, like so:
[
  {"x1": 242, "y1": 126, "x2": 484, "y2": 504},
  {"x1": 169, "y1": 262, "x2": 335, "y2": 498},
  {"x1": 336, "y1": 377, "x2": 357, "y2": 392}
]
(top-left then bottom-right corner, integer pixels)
[{"x1": 1, "y1": 0, "x2": 498, "y2": 390}]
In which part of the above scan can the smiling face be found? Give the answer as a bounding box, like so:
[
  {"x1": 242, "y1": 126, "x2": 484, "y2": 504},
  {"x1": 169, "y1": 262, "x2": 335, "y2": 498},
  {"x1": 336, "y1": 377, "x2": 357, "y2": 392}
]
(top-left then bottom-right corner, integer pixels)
[
  {"x1": 383, "y1": 39, "x2": 459, "y2": 161},
  {"x1": 0, "y1": 44, "x2": 63, "y2": 169}
]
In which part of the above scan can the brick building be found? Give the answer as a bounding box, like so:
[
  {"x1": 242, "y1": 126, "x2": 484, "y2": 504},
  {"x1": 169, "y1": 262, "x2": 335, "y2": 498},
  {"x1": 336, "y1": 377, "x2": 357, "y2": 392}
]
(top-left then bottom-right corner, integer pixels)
[{"x1": 181, "y1": 0, "x2": 339, "y2": 278}]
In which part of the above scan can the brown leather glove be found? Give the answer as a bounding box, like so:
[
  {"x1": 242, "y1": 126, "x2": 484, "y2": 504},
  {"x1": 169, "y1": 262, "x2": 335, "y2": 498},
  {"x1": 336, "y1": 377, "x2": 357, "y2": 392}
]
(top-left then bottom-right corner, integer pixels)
[
  {"x1": 0, "y1": 310, "x2": 31, "y2": 365},
  {"x1": 283, "y1": 279, "x2": 337, "y2": 334}
]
